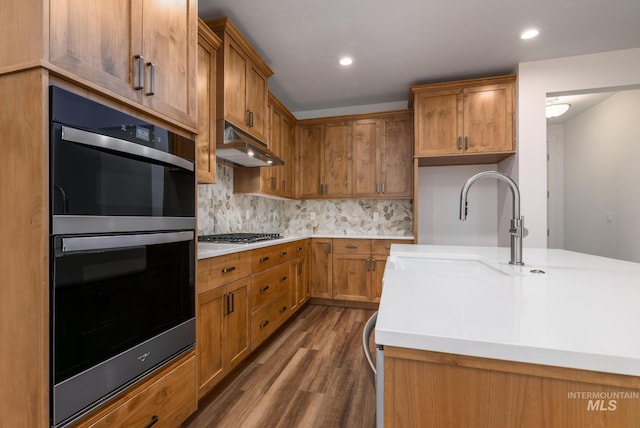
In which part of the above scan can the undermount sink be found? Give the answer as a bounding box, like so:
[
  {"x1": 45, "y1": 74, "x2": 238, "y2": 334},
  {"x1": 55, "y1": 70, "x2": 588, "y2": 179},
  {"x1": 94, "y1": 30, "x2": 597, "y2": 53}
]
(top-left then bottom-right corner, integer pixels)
[{"x1": 386, "y1": 255, "x2": 511, "y2": 277}]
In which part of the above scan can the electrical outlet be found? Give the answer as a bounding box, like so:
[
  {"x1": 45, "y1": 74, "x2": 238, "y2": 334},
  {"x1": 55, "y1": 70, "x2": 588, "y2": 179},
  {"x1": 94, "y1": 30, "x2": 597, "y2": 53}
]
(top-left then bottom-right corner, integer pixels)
[
  {"x1": 373, "y1": 212, "x2": 379, "y2": 221},
  {"x1": 310, "y1": 212, "x2": 316, "y2": 220}
]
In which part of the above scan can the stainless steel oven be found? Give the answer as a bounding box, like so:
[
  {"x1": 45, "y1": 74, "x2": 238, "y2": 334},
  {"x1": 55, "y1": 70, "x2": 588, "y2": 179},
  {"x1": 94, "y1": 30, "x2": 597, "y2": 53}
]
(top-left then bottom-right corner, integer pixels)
[{"x1": 49, "y1": 87, "x2": 196, "y2": 427}]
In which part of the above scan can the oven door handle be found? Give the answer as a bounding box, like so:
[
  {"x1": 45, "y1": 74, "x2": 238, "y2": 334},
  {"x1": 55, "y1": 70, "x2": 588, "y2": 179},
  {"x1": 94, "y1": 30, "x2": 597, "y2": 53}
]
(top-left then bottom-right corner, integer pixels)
[
  {"x1": 61, "y1": 231, "x2": 194, "y2": 253},
  {"x1": 60, "y1": 125, "x2": 194, "y2": 172}
]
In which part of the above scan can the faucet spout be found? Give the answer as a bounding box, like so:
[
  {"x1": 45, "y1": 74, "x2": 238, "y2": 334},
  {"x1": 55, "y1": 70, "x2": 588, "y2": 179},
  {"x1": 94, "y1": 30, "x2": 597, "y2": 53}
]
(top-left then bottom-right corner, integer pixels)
[{"x1": 459, "y1": 171, "x2": 524, "y2": 265}]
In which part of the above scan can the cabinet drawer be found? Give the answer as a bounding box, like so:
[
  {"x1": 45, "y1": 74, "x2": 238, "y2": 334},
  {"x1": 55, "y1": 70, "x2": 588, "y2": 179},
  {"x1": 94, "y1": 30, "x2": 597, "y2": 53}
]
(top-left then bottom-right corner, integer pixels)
[
  {"x1": 250, "y1": 291, "x2": 290, "y2": 350},
  {"x1": 251, "y1": 242, "x2": 296, "y2": 272},
  {"x1": 292, "y1": 240, "x2": 307, "y2": 258},
  {"x1": 333, "y1": 238, "x2": 371, "y2": 255},
  {"x1": 77, "y1": 353, "x2": 196, "y2": 427},
  {"x1": 371, "y1": 239, "x2": 413, "y2": 255},
  {"x1": 250, "y1": 263, "x2": 291, "y2": 311},
  {"x1": 197, "y1": 252, "x2": 251, "y2": 293}
]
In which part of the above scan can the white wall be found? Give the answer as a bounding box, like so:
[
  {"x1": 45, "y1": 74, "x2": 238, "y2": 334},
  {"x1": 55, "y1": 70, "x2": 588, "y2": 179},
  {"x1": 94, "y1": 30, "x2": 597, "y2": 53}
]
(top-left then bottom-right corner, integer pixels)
[
  {"x1": 516, "y1": 48, "x2": 640, "y2": 248},
  {"x1": 417, "y1": 164, "x2": 499, "y2": 245},
  {"x1": 546, "y1": 124, "x2": 565, "y2": 248},
  {"x1": 562, "y1": 90, "x2": 640, "y2": 262}
]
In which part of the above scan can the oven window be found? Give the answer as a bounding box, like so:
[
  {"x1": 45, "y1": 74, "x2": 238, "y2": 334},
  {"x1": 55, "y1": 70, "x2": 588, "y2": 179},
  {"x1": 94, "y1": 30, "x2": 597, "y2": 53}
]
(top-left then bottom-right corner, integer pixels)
[
  {"x1": 52, "y1": 238, "x2": 194, "y2": 384},
  {"x1": 51, "y1": 125, "x2": 194, "y2": 218}
]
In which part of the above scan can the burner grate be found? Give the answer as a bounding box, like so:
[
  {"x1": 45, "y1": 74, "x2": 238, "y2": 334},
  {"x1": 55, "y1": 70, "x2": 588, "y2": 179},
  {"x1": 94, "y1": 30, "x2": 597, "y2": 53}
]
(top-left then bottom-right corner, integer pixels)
[{"x1": 198, "y1": 233, "x2": 283, "y2": 244}]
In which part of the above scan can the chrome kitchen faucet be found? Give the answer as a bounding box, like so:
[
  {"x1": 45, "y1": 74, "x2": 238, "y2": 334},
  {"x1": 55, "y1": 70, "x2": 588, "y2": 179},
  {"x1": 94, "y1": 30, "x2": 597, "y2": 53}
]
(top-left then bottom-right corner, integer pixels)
[{"x1": 459, "y1": 171, "x2": 524, "y2": 265}]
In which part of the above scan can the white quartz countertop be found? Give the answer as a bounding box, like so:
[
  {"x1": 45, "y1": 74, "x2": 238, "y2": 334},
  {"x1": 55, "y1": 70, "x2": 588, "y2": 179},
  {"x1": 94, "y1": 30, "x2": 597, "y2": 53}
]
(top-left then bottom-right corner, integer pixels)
[
  {"x1": 197, "y1": 234, "x2": 413, "y2": 259},
  {"x1": 376, "y1": 244, "x2": 640, "y2": 376}
]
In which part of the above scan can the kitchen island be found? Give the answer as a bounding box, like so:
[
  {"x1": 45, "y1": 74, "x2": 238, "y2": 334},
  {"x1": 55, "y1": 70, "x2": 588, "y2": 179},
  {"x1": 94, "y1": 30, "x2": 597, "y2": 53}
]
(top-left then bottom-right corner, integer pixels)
[{"x1": 376, "y1": 245, "x2": 640, "y2": 427}]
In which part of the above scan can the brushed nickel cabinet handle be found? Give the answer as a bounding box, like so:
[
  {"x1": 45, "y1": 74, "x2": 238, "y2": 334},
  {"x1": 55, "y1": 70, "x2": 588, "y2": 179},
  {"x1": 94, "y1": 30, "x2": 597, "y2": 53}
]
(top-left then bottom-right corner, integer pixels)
[
  {"x1": 246, "y1": 110, "x2": 252, "y2": 126},
  {"x1": 376, "y1": 183, "x2": 380, "y2": 193},
  {"x1": 145, "y1": 415, "x2": 159, "y2": 428},
  {"x1": 457, "y1": 136, "x2": 463, "y2": 150},
  {"x1": 259, "y1": 285, "x2": 270, "y2": 293},
  {"x1": 145, "y1": 62, "x2": 156, "y2": 96},
  {"x1": 346, "y1": 244, "x2": 358, "y2": 249},
  {"x1": 465, "y1": 136, "x2": 470, "y2": 150},
  {"x1": 381, "y1": 182, "x2": 385, "y2": 194},
  {"x1": 133, "y1": 55, "x2": 144, "y2": 90},
  {"x1": 231, "y1": 292, "x2": 235, "y2": 313},
  {"x1": 222, "y1": 266, "x2": 236, "y2": 274},
  {"x1": 260, "y1": 256, "x2": 270, "y2": 263},
  {"x1": 371, "y1": 258, "x2": 376, "y2": 271},
  {"x1": 259, "y1": 320, "x2": 270, "y2": 329},
  {"x1": 279, "y1": 306, "x2": 287, "y2": 313}
]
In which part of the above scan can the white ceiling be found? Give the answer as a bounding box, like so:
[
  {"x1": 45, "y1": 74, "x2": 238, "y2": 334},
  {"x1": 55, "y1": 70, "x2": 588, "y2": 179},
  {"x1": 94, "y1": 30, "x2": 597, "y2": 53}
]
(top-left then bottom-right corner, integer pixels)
[{"x1": 198, "y1": 0, "x2": 640, "y2": 114}]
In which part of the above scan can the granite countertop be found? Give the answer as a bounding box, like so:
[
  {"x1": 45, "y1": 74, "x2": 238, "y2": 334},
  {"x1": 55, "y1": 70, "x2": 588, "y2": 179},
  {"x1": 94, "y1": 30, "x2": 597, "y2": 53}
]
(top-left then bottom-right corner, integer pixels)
[
  {"x1": 197, "y1": 234, "x2": 414, "y2": 260},
  {"x1": 376, "y1": 244, "x2": 640, "y2": 376}
]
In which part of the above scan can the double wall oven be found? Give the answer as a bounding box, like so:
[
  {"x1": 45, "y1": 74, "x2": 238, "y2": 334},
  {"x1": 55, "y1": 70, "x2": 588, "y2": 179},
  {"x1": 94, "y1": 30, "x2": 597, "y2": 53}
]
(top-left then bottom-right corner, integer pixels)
[{"x1": 49, "y1": 87, "x2": 196, "y2": 427}]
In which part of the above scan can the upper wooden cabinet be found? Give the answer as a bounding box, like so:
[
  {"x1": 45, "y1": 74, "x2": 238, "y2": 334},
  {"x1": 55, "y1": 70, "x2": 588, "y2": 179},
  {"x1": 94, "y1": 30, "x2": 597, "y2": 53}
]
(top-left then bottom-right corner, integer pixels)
[
  {"x1": 207, "y1": 17, "x2": 273, "y2": 144},
  {"x1": 410, "y1": 75, "x2": 515, "y2": 166},
  {"x1": 298, "y1": 111, "x2": 413, "y2": 199},
  {"x1": 234, "y1": 92, "x2": 297, "y2": 198},
  {"x1": 196, "y1": 20, "x2": 221, "y2": 184},
  {"x1": 297, "y1": 120, "x2": 352, "y2": 199},
  {"x1": 49, "y1": 0, "x2": 198, "y2": 129},
  {"x1": 352, "y1": 112, "x2": 413, "y2": 198}
]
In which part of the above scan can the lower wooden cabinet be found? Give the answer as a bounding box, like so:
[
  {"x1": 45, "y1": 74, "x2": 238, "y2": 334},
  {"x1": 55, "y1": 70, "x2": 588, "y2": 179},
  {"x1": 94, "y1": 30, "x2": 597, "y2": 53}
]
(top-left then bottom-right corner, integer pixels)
[
  {"x1": 310, "y1": 238, "x2": 333, "y2": 298},
  {"x1": 290, "y1": 241, "x2": 310, "y2": 312},
  {"x1": 312, "y1": 238, "x2": 412, "y2": 303},
  {"x1": 75, "y1": 352, "x2": 196, "y2": 427},
  {"x1": 197, "y1": 277, "x2": 250, "y2": 399}
]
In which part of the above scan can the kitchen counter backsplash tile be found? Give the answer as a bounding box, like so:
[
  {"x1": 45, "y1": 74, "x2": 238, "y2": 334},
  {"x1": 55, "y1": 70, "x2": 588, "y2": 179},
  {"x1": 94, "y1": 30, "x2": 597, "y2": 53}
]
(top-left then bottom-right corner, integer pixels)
[{"x1": 198, "y1": 163, "x2": 413, "y2": 236}]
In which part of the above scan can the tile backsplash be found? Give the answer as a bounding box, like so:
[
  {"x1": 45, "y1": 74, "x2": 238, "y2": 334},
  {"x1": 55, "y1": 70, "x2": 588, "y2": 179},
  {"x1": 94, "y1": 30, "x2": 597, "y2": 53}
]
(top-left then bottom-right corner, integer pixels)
[{"x1": 198, "y1": 163, "x2": 413, "y2": 237}]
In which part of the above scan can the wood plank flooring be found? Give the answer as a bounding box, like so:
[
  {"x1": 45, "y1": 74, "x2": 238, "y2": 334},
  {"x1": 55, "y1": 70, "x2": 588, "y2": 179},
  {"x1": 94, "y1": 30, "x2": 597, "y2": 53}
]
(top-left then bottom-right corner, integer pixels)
[{"x1": 184, "y1": 304, "x2": 377, "y2": 428}]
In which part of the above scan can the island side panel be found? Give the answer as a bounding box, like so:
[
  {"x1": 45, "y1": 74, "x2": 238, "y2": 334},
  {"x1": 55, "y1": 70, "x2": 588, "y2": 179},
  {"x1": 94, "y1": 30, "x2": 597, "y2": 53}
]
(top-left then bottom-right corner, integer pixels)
[{"x1": 384, "y1": 346, "x2": 640, "y2": 428}]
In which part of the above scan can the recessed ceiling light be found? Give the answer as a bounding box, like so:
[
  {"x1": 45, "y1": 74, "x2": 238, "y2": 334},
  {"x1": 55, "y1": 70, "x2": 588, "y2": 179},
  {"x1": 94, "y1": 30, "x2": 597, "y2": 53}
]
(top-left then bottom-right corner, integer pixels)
[
  {"x1": 339, "y1": 57, "x2": 353, "y2": 66},
  {"x1": 521, "y1": 29, "x2": 539, "y2": 40}
]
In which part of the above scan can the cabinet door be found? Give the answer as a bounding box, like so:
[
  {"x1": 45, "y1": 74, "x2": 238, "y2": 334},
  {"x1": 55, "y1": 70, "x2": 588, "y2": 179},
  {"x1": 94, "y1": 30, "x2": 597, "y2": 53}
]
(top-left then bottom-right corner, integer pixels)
[
  {"x1": 261, "y1": 103, "x2": 283, "y2": 194},
  {"x1": 280, "y1": 116, "x2": 296, "y2": 198},
  {"x1": 380, "y1": 114, "x2": 413, "y2": 197},
  {"x1": 310, "y1": 239, "x2": 332, "y2": 298},
  {"x1": 463, "y1": 83, "x2": 514, "y2": 153},
  {"x1": 225, "y1": 279, "x2": 250, "y2": 369},
  {"x1": 372, "y1": 257, "x2": 387, "y2": 303},
  {"x1": 224, "y1": 39, "x2": 249, "y2": 128},
  {"x1": 246, "y1": 64, "x2": 269, "y2": 141},
  {"x1": 298, "y1": 124, "x2": 324, "y2": 198},
  {"x1": 352, "y1": 118, "x2": 380, "y2": 198},
  {"x1": 139, "y1": 0, "x2": 196, "y2": 126},
  {"x1": 49, "y1": 0, "x2": 137, "y2": 101},
  {"x1": 197, "y1": 286, "x2": 226, "y2": 398},
  {"x1": 196, "y1": 23, "x2": 218, "y2": 184},
  {"x1": 414, "y1": 89, "x2": 462, "y2": 156},
  {"x1": 323, "y1": 121, "x2": 352, "y2": 197},
  {"x1": 332, "y1": 254, "x2": 372, "y2": 302}
]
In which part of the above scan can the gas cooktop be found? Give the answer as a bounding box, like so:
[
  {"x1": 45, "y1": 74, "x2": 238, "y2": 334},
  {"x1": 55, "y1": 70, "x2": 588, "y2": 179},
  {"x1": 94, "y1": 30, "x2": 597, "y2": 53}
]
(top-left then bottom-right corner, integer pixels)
[{"x1": 197, "y1": 233, "x2": 283, "y2": 244}]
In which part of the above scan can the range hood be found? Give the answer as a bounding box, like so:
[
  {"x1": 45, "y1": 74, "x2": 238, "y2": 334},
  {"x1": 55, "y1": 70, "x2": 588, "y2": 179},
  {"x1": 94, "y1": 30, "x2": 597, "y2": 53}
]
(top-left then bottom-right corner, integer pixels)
[{"x1": 216, "y1": 121, "x2": 284, "y2": 167}]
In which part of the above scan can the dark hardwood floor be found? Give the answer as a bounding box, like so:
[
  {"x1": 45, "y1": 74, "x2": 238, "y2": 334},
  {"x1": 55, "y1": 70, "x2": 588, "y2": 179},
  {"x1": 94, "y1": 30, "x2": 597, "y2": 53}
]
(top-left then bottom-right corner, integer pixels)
[{"x1": 184, "y1": 304, "x2": 377, "y2": 428}]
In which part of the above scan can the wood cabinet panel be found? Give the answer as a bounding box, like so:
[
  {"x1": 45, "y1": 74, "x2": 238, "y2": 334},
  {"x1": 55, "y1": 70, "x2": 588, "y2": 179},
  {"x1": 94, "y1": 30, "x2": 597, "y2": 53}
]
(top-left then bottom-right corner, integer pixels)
[
  {"x1": 352, "y1": 118, "x2": 380, "y2": 197},
  {"x1": 78, "y1": 353, "x2": 196, "y2": 428},
  {"x1": 250, "y1": 263, "x2": 291, "y2": 311},
  {"x1": 225, "y1": 280, "x2": 250, "y2": 369},
  {"x1": 380, "y1": 114, "x2": 413, "y2": 197},
  {"x1": 384, "y1": 347, "x2": 640, "y2": 428},
  {"x1": 323, "y1": 120, "x2": 352, "y2": 197},
  {"x1": 332, "y1": 238, "x2": 371, "y2": 255},
  {"x1": 196, "y1": 286, "x2": 225, "y2": 395},
  {"x1": 310, "y1": 238, "x2": 333, "y2": 298},
  {"x1": 332, "y1": 253, "x2": 372, "y2": 302},
  {"x1": 49, "y1": 0, "x2": 197, "y2": 128},
  {"x1": 196, "y1": 21, "x2": 220, "y2": 184},
  {"x1": 49, "y1": 0, "x2": 135, "y2": 100},
  {"x1": 250, "y1": 290, "x2": 290, "y2": 350},
  {"x1": 208, "y1": 18, "x2": 272, "y2": 143},
  {"x1": 411, "y1": 75, "x2": 515, "y2": 166},
  {"x1": 298, "y1": 124, "x2": 323, "y2": 198},
  {"x1": 197, "y1": 251, "x2": 251, "y2": 294},
  {"x1": 251, "y1": 242, "x2": 296, "y2": 273}
]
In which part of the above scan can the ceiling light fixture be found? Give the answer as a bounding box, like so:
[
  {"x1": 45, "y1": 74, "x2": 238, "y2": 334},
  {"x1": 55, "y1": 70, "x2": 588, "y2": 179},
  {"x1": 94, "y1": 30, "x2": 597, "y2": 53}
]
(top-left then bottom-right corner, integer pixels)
[
  {"x1": 339, "y1": 57, "x2": 353, "y2": 66},
  {"x1": 546, "y1": 103, "x2": 571, "y2": 118},
  {"x1": 520, "y1": 29, "x2": 539, "y2": 40}
]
